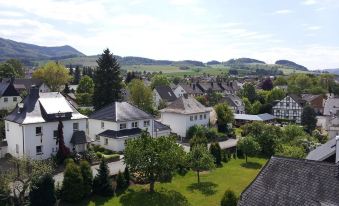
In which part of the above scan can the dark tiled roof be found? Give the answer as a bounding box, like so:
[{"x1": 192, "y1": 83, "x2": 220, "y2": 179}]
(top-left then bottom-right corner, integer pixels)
[
  {"x1": 4, "y1": 78, "x2": 44, "y2": 90},
  {"x1": 154, "y1": 86, "x2": 177, "y2": 102},
  {"x1": 160, "y1": 96, "x2": 211, "y2": 114},
  {"x1": 238, "y1": 156, "x2": 339, "y2": 206},
  {"x1": 70, "y1": 130, "x2": 92, "y2": 144},
  {"x1": 289, "y1": 94, "x2": 305, "y2": 105},
  {"x1": 0, "y1": 82, "x2": 19, "y2": 97},
  {"x1": 179, "y1": 84, "x2": 203, "y2": 94},
  {"x1": 5, "y1": 92, "x2": 87, "y2": 124},
  {"x1": 301, "y1": 94, "x2": 322, "y2": 102},
  {"x1": 89, "y1": 102, "x2": 153, "y2": 122},
  {"x1": 154, "y1": 120, "x2": 171, "y2": 132},
  {"x1": 98, "y1": 128, "x2": 142, "y2": 139},
  {"x1": 197, "y1": 82, "x2": 223, "y2": 92}
]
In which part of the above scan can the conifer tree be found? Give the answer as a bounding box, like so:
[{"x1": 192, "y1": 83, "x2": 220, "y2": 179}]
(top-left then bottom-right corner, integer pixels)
[
  {"x1": 74, "y1": 66, "x2": 81, "y2": 84},
  {"x1": 61, "y1": 161, "x2": 84, "y2": 202},
  {"x1": 123, "y1": 167, "x2": 130, "y2": 186},
  {"x1": 93, "y1": 49, "x2": 123, "y2": 110},
  {"x1": 93, "y1": 159, "x2": 114, "y2": 196},
  {"x1": 116, "y1": 171, "x2": 126, "y2": 191},
  {"x1": 80, "y1": 160, "x2": 93, "y2": 196},
  {"x1": 29, "y1": 174, "x2": 56, "y2": 206}
]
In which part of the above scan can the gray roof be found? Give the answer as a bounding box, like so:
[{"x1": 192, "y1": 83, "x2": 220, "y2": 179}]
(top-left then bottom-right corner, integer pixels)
[
  {"x1": 89, "y1": 102, "x2": 153, "y2": 122},
  {"x1": 98, "y1": 128, "x2": 142, "y2": 139},
  {"x1": 238, "y1": 156, "x2": 339, "y2": 206},
  {"x1": 234, "y1": 113, "x2": 276, "y2": 121},
  {"x1": 289, "y1": 94, "x2": 305, "y2": 105},
  {"x1": 0, "y1": 82, "x2": 9, "y2": 97},
  {"x1": 3, "y1": 78, "x2": 44, "y2": 90},
  {"x1": 301, "y1": 94, "x2": 322, "y2": 102},
  {"x1": 160, "y1": 96, "x2": 211, "y2": 114},
  {"x1": 323, "y1": 98, "x2": 339, "y2": 116},
  {"x1": 5, "y1": 92, "x2": 87, "y2": 124},
  {"x1": 154, "y1": 120, "x2": 171, "y2": 132},
  {"x1": 197, "y1": 82, "x2": 223, "y2": 92},
  {"x1": 306, "y1": 137, "x2": 336, "y2": 161},
  {"x1": 70, "y1": 131, "x2": 92, "y2": 145},
  {"x1": 223, "y1": 94, "x2": 243, "y2": 107},
  {"x1": 0, "y1": 82, "x2": 19, "y2": 97},
  {"x1": 179, "y1": 84, "x2": 203, "y2": 95},
  {"x1": 154, "y1": 86, "x2": 177, "y2": 102}
]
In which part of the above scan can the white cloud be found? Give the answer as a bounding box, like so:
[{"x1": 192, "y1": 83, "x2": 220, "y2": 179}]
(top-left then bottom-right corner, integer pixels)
[
  {"x1": 273, "y1": 9, "x2": 293, "y2": 15},
  {"x1": 302, "y1": 0, "x2": 317, "y2": 5},
  {"x1": 306, "y1": 26, "x2": 322, "y2": 31}
]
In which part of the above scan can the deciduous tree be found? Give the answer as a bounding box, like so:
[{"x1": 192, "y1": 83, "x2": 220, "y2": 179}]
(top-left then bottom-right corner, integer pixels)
[
  {"x1": 128, "y1": 79, "x2": 154, "y2": 113},
  {"x1": 214, "y1": 103, "x2": 234, "y2": 133},
  {"x1": 150, "y1": 75, "x2": 170, "y2": 89}
]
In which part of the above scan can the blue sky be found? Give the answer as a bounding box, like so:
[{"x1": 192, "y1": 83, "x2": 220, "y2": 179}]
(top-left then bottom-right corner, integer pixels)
[{"x1": 0, "y1": 0, "x2": 338, "y2": 70}]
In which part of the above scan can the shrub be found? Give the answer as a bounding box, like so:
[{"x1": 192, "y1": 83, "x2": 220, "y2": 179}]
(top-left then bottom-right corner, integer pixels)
[
  {"x1": 102, "y1": 154, "x2": 120, "y2": 162},
  {"x1": 221, "y1": 150, "x2": 229, "y2": 163},
  {"x1": 220, "y1": 189, "x2": 238, "y2": 206},
  {"x1": 189, "y1": 135, "x2": 208, "y2": 149},
  {"x1": 61, "y1": 161, "x2": 84, "y2": 202},
  {"x1": 80, "y1": 160, "x2": 93, "y2": 196},
  {"x1": 29, "y1": 174, "x2": 56, "y2": 206},
  {"x1": 210, "y1": 142, "x2": 222, "y2": 166}
]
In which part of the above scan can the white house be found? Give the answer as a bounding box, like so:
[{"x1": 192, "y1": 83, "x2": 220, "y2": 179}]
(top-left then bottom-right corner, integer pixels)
[
  {"x1": 173, "y1": 83, "x2": 203, "y2": 97},
  {"x1": 160, "y1": 95, "x2": 211, "y2": 137},
  {"x1": 88, "y1": 102, "x2": 170, "y2": 151},
  {"x1": 319, "y1": 98, "x2": 339, "y2": 139},
  {"x1": 0, "y1": 80, "x2": 21, "y2": 111},
  {"x1": 153, "y1": 86, "x2": 177, "y2": 108},
  {"x1": 4, "y1": 87, "x2": 88, "y2": 160},
  {"x1": 272, "y1": 94, "x2": 305, "y2": 123}
]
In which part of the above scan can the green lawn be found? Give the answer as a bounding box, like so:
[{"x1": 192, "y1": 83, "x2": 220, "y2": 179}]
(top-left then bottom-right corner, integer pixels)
[{"x1": 79, "y1": 157, "x2": 267, "y2": 206}]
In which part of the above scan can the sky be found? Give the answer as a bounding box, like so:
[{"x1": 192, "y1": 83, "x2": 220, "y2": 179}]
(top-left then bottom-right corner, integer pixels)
[{"x1": 0, "y1": 0, "x2": 339, "y2": 70}]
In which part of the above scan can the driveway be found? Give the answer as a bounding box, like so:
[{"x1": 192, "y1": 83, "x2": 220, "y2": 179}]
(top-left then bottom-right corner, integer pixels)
[{"x1": 54, "y1": 155, "x2": 125, "y2": 184}]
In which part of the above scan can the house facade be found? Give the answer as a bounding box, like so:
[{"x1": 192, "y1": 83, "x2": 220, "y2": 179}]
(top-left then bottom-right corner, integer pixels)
[
  {"x1": 272, "y1": 94, "x2": 304, "y2": 123},
  {"x1": 88, "y1": 102, "x2": 169, "y2": 151},
  {"x1": 301, "y1": 94, "x2": 326, "y2": 115},
  {"x1": 0, "y1": 81, "x2": 21, "y2": 111},
  {"x1": 222, "y1": 94, "x2": 245, "y2": 114},
  {"x1": 173, "y1": 83, "x2": 203, "y2": 97},
  {"x1": 160, "y1": 95, "x2": 211, "y2": 137},
  {"x1": 4, "y1": 88, "x2": 88, "y2": 160},
  {"x1": 2, "y1": 78, "x2": 51, "y2": 93}
]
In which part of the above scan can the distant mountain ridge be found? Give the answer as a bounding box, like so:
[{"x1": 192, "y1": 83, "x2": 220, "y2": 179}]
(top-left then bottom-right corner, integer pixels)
[
  {"x1": 224, "y1": 58, "x2": 266, "y2": 65},
  {"x1": 275, "y1": 60, "x2": 308, "y2": 71},
  {"x1": 0, "y1": 37, "x2": 84, "y2": 64},
  {"x1": 324, "y1": 68, "x2": 339, "y2": 75}
]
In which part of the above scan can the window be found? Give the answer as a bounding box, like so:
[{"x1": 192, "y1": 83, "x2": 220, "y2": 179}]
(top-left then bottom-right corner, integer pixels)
[
  {"x1": 190, "y1": 116, "x2": 193, "y2": 121},
  {"x1": 16, "y1": 144, "x2": 19, "y2": 153},
  {"x1": 132, "y1": 122, "x2": 138, "y2": 128},
  {"x1": 120, "y1": 123, "x2": 127, "y2": 130},
  {"x1": 73, "y1": 122, "x2": 79, "y2": 131},
  {"x1": 204, "y1": 114, "x2": 207, "y2": 119},
  {"x1": 6, "y1": 123, "x2": 9, "y2": 131},
  {"x1": 53, "y1": 130, "x2": 58, "y2": 138},
  {"x1": 194, "y1": 115, "x2": 197, "y2": 120},
  {"x1": 101, "y1": 121, "x2": 104, "y2": 129},
  {"x1": 144, "y1": 120, "x2": 150, "y2": 127},
  {"x1": 13, "y1": 97, "x2": 17, "y2": 102},
  {"x1": 286, "y1": 103, "x2": 290, "y2": 107},
  {"x1": 36, "y1": 146, "x2": 43, "y2": 155},
  {"x1": 280, "y1": 102, "x2": 283, "y2": 106},
  {"x1": 199, "y1": 115, "x2": 202, "y2": 120},
  {"x1": 286, "y1": 97, "x2": 290, "y2": 101},
  {"x1": 95, "y1": 135, "x2": 100, "y2": 141},
  {"x1": 35, "y1": 127, "x2": 42, "y2": 136},
  {"x1": 104, "y1": 138, "x2": 108, "y2": 145},
  {"x1": 4, "y1": 97, "x2": 8, "y2": 102}
]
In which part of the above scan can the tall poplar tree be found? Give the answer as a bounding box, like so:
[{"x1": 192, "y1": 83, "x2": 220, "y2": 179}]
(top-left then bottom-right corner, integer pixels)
[{"x1": 93, "y1": 49, "x2": 123, "y2": 110}]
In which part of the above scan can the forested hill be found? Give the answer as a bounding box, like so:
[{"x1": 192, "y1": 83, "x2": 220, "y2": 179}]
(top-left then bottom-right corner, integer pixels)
[
  {"x1": 0, "y1": 37, "x2": 84, "y2": 64},
  {"x1": 275, "y1": 60, "x2": 308, "y2": 71}
]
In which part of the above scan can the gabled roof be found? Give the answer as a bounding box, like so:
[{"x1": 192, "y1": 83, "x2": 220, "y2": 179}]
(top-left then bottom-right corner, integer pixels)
[
  {"x1": 178, "y1": 84, "x2": 203, "y2": 94},
  {"x1": 223, "y1": 94, "x2": 243, "y2": 107},
  {"x1": 197, "y1": 82, "x2": 223, "y2": 92},
  {"x1": 3, "y1": 78, "x2": 45, "y2": 90},
  {"x1": 160, "y1": 96, "x2": 211, "y2": 114},
  {"x1": 89, "y1": 102, "x2": 153, "y2": 122},
  {"x1": 5, "y1": 91, "x2": 87, "y2": 124},
  {"x1": 306, "y1": 137, "x2": 336, "y2": 161},
  {"x1": 238, "y1": 156, "x2": 339, "y2": 206},
  {"x1": 289, "y1": 94, "x2": 305, "y2": 105},
  {"x1": 301, "y1": 94, "x2": 323, "y2": 102},
  {"x1": 323, "y1": 98, "x2": 339, "y2": 116},
  {"x1": 154, "y1": 86, "x2": 177, "y2": 102},
  {"x1": 0, "y1": 82, "x2": 19, "y2": 97},
  {"x1": 98, "y1": 128, "x2": 142, "y2": 139}
]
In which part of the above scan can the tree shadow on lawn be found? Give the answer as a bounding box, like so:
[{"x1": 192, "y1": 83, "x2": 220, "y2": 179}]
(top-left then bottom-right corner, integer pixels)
[
  {"x1": 119, "y1": 188, "x2": 190, "y2": 206},
  {"x1": 240, "y1": 162, "x2": 262, "y2": 169},
  {"x1": 187, "y1": 181, "x2": 218, "y2": 196}
]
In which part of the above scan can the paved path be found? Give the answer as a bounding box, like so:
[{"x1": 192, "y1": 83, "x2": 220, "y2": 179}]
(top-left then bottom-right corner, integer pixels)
[
  {"x1": 53, "y1": 155, "x2": 125, "y2": 184},
  {"x1": 180, "y1": 138, "x2": 238, "y2": 153}
]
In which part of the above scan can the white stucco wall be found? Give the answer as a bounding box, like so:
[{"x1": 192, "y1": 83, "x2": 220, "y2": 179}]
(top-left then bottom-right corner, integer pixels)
[
  {"x1": 173, "y1": 85, "x2": 186, "y2": 98},
  {"x1": 160, "y1": 112, "x2": 209, "y2": 137},
  {"x1": 0, "y1": 96, "x2": 21, "y2": 111},
  {"x1": 39, "y1": 83, "x2": 51, "y2": 93},
  {"x1": 5, "y1": 119, "x2": 86, "y2": 160}
]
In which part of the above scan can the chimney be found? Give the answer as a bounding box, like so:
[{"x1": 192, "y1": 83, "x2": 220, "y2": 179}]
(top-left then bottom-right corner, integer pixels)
[
  {"x1": 29, "y1": 85, "x2": 40, "y2": 99},
  {"x1": 336, "y1": 135, "x2": 339, "y2": 163},
  {"x1": 183, "y1": 93, "x2": 188, "y2": 99},
  {"x1": 193, "y1": 84, "x2": 196, "y2": 90},
  {"x1": 17, "y1": 103, "x2": 24, "y2": 114}
]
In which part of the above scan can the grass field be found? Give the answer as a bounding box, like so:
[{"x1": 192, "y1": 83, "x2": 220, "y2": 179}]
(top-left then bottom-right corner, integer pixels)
[{"x1": 77, "y1": 157, "x2": 267, "y2": 206}]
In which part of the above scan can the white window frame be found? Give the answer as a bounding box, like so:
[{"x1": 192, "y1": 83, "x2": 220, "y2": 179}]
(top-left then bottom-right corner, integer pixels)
[
  {"x1": 36, "y1": 127, "x2": 42, "y2": 136},
  {"x1": 36, "y1": 145, "x2": 43, "y2": 155},
  {"x1": 73, "y1": 122, "x2": 79, "y2": 131},
  {"x1": 95, "y1": 135, "x2": 100, "y2": 142},
  {"x1": 144, "y1": 120, "x2": 150, "y2": 127},
  {"x1": 104, "y1": 138, "x2": 108, "y2": 145},
  {"x1": 4, "y1": 97, "x2": 8, "y2": 102},
  {"x1": 132, "y1": 122, "x2": 138, "y2": 128},
  {"x1": 13, "y1": 97, "x2": 17, "y2": 102},
  {"x1": 120, "y1": 123, "x2": 127, "y2": 130},
  {"x1": 190, "y1": 116, "x2": 193, "y2": 121}
]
